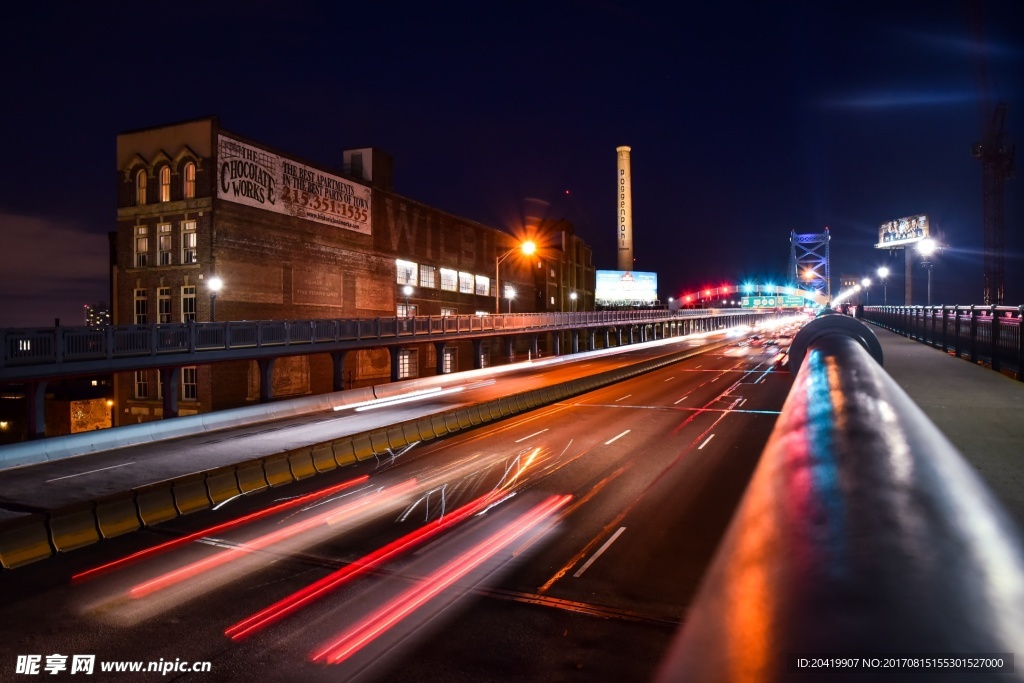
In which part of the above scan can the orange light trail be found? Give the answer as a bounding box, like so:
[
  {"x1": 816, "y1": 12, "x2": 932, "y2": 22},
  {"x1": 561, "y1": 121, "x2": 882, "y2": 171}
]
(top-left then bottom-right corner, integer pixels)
[
  {"x1": 312, "y1": 494, "x2": 572, "y2": 665},
  {"x1": 129, "y1": 479, "x2": 417, "y2": 599},
  {"x1": 72, "y1": 475, "x2": 370, "y2": 583}
]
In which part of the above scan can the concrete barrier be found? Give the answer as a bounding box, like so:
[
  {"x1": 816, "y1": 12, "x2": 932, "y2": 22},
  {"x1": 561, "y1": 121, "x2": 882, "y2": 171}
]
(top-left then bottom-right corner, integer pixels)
[
  {"x1": 174, "y1": 476, "x2": 213, "y2": 515},
  {"x1": 311, "y1": 444, "x2": 337, "y2": 473},
  {"x1": 50, "y1": 506, "x2": 100, "y2": 552},
  {"x1": 351, "y1": 435, "x2": 375, "y2": 461},
  {"x1": 206, "y1": 468, "x2": 242, "y2": 507},
  {"x1": 332, "y1": 439, "x2": 357, "y2": 468},
  {"x1": 136, "y1": 486, "x2": 179, "y2": 525},
  {"x1": 386, "y1": 426, "x2": 408, "y2": 451},
  {"x1": 288, "y1": 449, "x2": 317, "y2": 479},
  {"x1": 431, "y1": 414, "x2": 450, "y2": 437},
  {"x1": 0, "y1": 514, "x2": 52, "y2": 569},
  {"x1": 368, "y1": 431, "x2": 391, "y2": 455},
  {"x1": 237, "y1": 462, "x2": 269, "y2": 494},
  {"x1": 263, "y1": 455, "x2": 294, "y2": 487},
  {"x1": 96, "y1": 495, "x2": 142, "y2": 539}
]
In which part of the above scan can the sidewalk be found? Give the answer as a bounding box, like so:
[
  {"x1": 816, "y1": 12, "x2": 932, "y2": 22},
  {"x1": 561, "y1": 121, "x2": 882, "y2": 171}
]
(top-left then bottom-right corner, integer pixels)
[{"x1": 868, "y1": 323, "x2": 1024, "y2": 529}]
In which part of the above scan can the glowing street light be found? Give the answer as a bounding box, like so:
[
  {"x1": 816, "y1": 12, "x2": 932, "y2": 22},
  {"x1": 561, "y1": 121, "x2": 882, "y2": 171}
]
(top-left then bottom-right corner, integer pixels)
[
  {"x1": 877, "y1": 266, "x2": 890, "y2": 305},
  {"x1": 402, "y1": 284, "x2": 413, "y2": 317},
  {"x1": 495, "y1": 241, "x2": 535, "y2": 314},
  {"x1": 569, "y1": 290, "x2": 578, "y2": 312},
  {"x1": 861, "y1": 277, "x2": 871, "y2": 306},
  {"x1": 505, "y1": 285, "x2": 517, "y2": 314},
  {"x1": 918, "y1": 238, "x2": 938, "y2": 305},
  {"x1": 207, "y1": 276, "x2": 224, "y2": 322}
]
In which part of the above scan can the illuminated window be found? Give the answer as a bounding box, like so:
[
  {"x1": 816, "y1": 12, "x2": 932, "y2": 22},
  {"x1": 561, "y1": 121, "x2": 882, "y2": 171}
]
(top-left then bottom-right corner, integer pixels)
[
  {"x1": 475, "y1": 275, "x2": 490, "y2": 296},
  {"x1": 134, "y1": 226, "x2": 148, "y2": 267},
  {"x1": 396, "y1": 349, "x2": 418, "y2": 379},
  {"x1": 440, "y1": 268, "x2": 457, "y2": 292},
  {"x1": 159, "y1": 166, "x2": 171, "y2": 202},
  {"x1": 157, "y1": 287, "x2": 171, "y2": 323},
  {"x1": 135, "y1": 169, "x2": 147, "y2": 205},
  {"x1": 442, "y1": 347, "x2": 456, "y2": 374},
  {"x1": 134, "y1": 289, "x2": 148, "y2": 325},
  {"x1": 440, "y1": 307, "x2": 457, "y2": 316},
  {"x1": 158, "y1": 223, "x2": 172, "y2": 265},
  {"x1": 134, "y1": 371, "x2": 149, "y2": 399},
  {"x1": 181, "y1": 221, "x2": 197, "y2": 264},
  {"x1": 183, "y1": 162, "x2": 196, "y2": 199},
  {"x1": 396, "y1": 259, "x2": 417, "y2": 285},
  {"x1": 419, "y1": 264, "x2": 436, "y2": 289},
  {"x1": 181, "y1": 286, "x2": 196, "y2": 322},
  {"x1": 458, "y1": 272, "x2": 473, "y2": 294},
  {"x1": 182, "y1": 366, "x2": 197, "y2": 400}
]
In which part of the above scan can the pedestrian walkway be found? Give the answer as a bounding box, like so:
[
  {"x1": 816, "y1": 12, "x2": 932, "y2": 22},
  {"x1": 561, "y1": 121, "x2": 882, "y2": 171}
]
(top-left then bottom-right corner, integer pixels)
[{"x1": 867, "y1": 323, "x2": 1024, "y2": 529}]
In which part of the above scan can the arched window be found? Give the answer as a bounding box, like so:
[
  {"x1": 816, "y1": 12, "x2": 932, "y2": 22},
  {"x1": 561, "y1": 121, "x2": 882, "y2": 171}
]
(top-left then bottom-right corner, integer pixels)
[
  {"x1": 159, "y1": 166, "x2": 171, "y2": 202},
  {"x1": 135, "y1": 169, "x2": 147, "y2": 205},
  {"x1": 183, "y1": 162, "x2": 196, "y2": 199}
]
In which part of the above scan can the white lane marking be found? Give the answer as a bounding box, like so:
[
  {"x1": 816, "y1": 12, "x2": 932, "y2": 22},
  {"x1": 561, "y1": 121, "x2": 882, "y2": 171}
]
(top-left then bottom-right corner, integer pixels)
[
  {"x1": 604, "y1": 430, "x2": 631, "y2": 445},
  {"x1": 574, "y1": 526, "x2": 627, "y2": 578},
  {"x1": 663, "y1": 376, "x2": 675, "y2": 382},
  {"x1": 674, "y1": 395, "x2": 690, "y2": 405},
  {"x1": 614, "y1": 394, "x2": 632, "y2": 402},
  {"x1": 698, "y1": 434, "x2": 716, "y2": 450},
  {"x1": 695, "y1": 364, "x2": 703, "y2": 368},
  {"x1": 514, "y1": 429, "x2": 549, "y2": 443},
  {"x1": 738, "y1": 398, "x2": 747, "y2": 407},
  {"x1": 46, "y1": 462, "x2": 135, "y2": 483}
]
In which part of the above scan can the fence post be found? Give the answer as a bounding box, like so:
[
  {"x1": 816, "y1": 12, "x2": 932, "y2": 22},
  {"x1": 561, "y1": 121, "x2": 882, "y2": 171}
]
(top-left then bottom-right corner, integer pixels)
[
  {"x1": 953, "y1": 307, "x2": 962, "y2": 358},
  {"x1": 940, "y1": 305, "x2": 949, "y2": 353},
  {"x1": 991, "y1": 305, "x2": 1001, "y2": 372},
  {"x1": 1018, "y1": 306, "x2": 1024, "y2": 382},
  {"x1": 969, "y1": 305, "x2": 979, "y2": 363}
]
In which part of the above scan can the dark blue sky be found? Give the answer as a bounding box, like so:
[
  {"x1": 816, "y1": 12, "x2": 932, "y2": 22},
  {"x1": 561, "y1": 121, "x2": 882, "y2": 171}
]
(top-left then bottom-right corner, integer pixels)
[{"x1": 1, "y1": 0, "x2": 1021, "y2": 326}]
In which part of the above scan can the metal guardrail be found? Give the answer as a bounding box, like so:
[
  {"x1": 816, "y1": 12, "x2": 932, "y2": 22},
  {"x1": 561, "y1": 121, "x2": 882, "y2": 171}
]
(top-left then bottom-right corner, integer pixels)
[
  {"x1": 0, "y1": 309, "x2": 766, "y2": 381},
  {"x1": 860, "y1": 305, "x2": 1024, "y2": 380},
  {"x1": 658, "y1": 313, "x2": 1024, "y2": 681}
]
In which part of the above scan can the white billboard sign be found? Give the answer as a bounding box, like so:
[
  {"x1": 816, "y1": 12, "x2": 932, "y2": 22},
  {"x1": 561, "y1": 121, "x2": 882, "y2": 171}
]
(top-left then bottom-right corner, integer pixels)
[
  {"x1": 217, "y1": 134, "x2": 371, "y2": 235},
  {"x1": 595, "y1": 270, "x2": 658, "y2": 303}
]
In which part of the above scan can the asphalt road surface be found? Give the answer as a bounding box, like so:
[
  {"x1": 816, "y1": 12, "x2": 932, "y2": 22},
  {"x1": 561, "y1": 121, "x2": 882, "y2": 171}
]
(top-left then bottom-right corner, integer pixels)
[{"x1": 0, "y1": 337, "x2": 794, "y2": 682}]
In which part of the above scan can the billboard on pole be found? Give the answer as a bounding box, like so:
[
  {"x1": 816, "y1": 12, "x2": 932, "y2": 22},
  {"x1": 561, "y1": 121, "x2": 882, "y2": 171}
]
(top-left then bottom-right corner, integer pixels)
[
  {"x1": 595, "y1": 270, "x2": 658, "y2": 304},
  {"x1": 876, "y1": 214, "x2": 928, "y2": 248}
]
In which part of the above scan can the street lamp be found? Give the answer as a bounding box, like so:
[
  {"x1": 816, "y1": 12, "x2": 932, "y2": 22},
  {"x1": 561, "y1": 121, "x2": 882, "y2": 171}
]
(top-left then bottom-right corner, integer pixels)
[
  {"x1": 495, "y1": 240, "x2": 536, "y2": 314},
  {"x1": 505, "y1": 285, "x2": 516, "y2": 314},
  {"x1": 569, "y1": 291, "x2": 578, "y2": 312},
  {"x1": 207, "y1": 276, "x2": 223, "y2": 322},
  {"x1": 877, "y1": 266, "x2": 889, "y2": 305},
  {"x1": 861, "y1": 277, "x2": 871, "y2": 306},
  {"x1": 918, "y1": 238, "x2": 938, "y2": 306},
  {"x1": 402, "y1": 284, "x2": 413, "y2": 317}
]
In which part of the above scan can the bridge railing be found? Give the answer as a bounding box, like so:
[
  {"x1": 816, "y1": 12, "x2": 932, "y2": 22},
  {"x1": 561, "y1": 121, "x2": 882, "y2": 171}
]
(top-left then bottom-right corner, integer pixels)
[
  {"x1": 658, "y1": 312, "x2": 1024, "y2": 680},
  {"x1": 860, "y1": 305, "x2": 1023, "y2": 379},
  {"x1": 0, "y1": 308, "x2": 762, "y2": 372}
]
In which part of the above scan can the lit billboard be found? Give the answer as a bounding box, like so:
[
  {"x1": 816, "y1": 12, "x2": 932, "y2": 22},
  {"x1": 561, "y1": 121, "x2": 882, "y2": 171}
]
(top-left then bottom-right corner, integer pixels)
[
  {"x1": 595, "y1": 270, "x2": 658, "y2": 304},
  {"x1": 741, "y1": 295, "x2": 806, "y2": 309},
  {"x1": 876, "y1": 214, "x2": 928, "y2": 249},
  {"x1": 217, "y1": 134, "x2": 372, "y2": 235}
]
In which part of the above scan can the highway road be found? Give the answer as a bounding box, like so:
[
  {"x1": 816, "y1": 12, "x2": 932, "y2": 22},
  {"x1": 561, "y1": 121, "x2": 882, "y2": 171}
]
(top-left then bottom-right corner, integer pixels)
[{"x1": 0, "y1": 332, "x2": 797, "y2": 682}]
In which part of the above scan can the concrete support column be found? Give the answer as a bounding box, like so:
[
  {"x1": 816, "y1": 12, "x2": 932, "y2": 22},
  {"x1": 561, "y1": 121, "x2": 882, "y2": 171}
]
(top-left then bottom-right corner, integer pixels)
[
  {"x1": 330, "y1": 351, "x2": 347, "y2": 392},
  {"x1": 629, "y1": 326, "x2": 636, "y2": 344},
  {"x1": 618, "y1": 328, "x2": 624, "y2": 346},
  {"x1": 552, "y1": 333, "x2": 561, "y2": 356},
  {"x1": 505, "y1": 337, "x2": 515, "y2": 363},
  {"x1": 604, "y1": 329, "x2": 611, "y2": 348},
  {"x1": 389, "y1": 347, "x2": 402, "y2": 382},
  {"x1": 26, "y1": 380, "x2": 48, "y2": 440},
  {"x1": 159, "y1": 366, "x2": 180, "y2": 419},
  {"x1": 529, "y1": 334, "x2": 539, "y2": 358},
  {"x1": 588, "y1": 330, "x2": 597, "y2": 350},
  {"x1": 472, "y1": 339, "x2": 485, "y2": 369},
  {"x1": 435, "y1": 342, "x2": 447, "y2": 374},
  {"x1": 571, "y1": 330, "x2": 580, "y2": 354},
  {"x1": 258, "y1": 358, "x2": 276, "y2": 403}
]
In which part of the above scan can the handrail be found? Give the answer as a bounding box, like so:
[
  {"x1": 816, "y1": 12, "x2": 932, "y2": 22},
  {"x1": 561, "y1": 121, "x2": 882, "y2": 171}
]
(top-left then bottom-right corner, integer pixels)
[
  {"x1": 658, "y1": 313, "x2": 1024, "y2": 680},
  {"x1": 860, "y1": 304, "x2": 1023, "y2": 380}
]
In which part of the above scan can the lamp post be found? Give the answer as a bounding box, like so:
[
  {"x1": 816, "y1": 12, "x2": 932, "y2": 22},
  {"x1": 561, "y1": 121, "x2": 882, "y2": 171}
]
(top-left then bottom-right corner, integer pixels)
[
  {"x1": 505, "y1": 286, "x2": 516, "y2": 314},
  {"x1": 402, "y1": 284, "x2": 413, "y2": 317},
  {"x1": 861, "y1": 277, "x2": 871, "y2": 306},
  {"x1": 918, "y1": 238, "x2": 937, "y2": 306},
  {"x1": 207, "y1": 276, "x2": 223, "y2": 322},
  {"x1": 877, "y1": 266, "x2": 889, "y2": 305},
  {"x1": 495, "y1": 241, "x2": 535, "y2": 314},
  {"x1": 569, "y1": 291, "x2": 577, "y2": 312}
]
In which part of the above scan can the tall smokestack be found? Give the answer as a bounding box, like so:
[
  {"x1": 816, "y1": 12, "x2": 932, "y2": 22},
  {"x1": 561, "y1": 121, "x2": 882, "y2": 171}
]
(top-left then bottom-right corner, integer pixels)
[{"x1": 616, "y1": 146, "x2": 634, "y2": 271}]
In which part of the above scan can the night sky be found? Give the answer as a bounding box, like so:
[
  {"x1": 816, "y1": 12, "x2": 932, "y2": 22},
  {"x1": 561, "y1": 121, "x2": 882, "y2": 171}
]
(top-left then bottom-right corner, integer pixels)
[{"x1": 1, "y1": 0, "x2": 1021, "y2": 327}]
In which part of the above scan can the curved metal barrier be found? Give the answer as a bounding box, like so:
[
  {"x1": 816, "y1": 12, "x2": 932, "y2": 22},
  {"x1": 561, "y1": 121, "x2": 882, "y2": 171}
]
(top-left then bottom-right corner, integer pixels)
[{"x1": 658, "y1": 313, "x2": 1024, "y2": 681}]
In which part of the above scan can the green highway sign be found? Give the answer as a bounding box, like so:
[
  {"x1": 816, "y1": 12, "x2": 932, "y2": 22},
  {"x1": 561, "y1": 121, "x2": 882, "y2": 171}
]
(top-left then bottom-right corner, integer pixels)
[{"x1": 741, "y1": 295, "x2": 806, "y2": 308}]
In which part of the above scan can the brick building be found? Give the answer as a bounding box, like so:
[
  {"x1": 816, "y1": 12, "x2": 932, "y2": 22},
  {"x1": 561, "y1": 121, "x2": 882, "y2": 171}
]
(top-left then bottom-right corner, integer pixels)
[{"x1": 113, "y1": 117, "x2": 595, "y2": 425}]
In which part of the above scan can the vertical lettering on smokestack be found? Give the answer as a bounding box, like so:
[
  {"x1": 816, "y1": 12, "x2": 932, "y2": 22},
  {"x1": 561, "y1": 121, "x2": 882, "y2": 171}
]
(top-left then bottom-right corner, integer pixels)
[{"x1": 616, "y1": 146, "x2": 633, "y2": 271}]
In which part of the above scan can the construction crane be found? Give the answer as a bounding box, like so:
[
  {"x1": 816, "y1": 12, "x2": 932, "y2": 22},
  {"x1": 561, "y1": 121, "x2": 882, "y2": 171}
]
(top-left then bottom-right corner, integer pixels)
[{"x1": 972, "y1": 103, "x2": 1015, "y2": 305}]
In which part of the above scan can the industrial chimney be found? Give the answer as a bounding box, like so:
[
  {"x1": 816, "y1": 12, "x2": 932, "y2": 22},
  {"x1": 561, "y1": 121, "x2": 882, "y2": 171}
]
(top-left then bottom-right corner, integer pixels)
[{"x1": 616, "y1": 146, "x2": 634, "y2": 271}]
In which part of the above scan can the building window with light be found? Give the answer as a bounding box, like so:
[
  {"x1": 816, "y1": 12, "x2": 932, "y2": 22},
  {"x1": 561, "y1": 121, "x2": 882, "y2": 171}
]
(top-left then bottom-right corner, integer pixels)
[
  {"x1": 182, "y1": 366, "x2": 197, "y2": 400},
  {"x1": 134, "y1": 289, "x2": 148, "y2": 325},
  {"x1": 134, "y1": 225, "x2": 149, "y2": 267},
  {"x1": 475, "y1": 275, "x2": 490, "y2": 296},
  {"x1": 135, "y1": 169, "x2": 147, "y2": 205},
  {"x1": 397, "y1": 349, "x2": 418, "y2": 379},
  {"x1": 134, "y1": 371, "x2": 149, "y2": 399},
  {"x1": 440, "y1": 268, "x2": 457, "y2": 292},
  {"x1": 442, "y1": 347, "x2": 456, "y2": 374},
  {"x1": 181, "y1": 221, "x2": 197, "y2": 264},
  {"x1": 158, "y1": 223, "x2": 172, "y2": 265},
  {"x1": 396, "y1": 259, "x2": 418, "y2": 285},
  {"x1": 157, "y1": 287, "x2": 171, "y2": 323},
  {"x1": 183, "y1": 162, "x2": 196, "y2": 199},
  {"x1": 419, "y1": 264, "x2": 436, "y2": 289},
  {"x1": 181, "y1": 286, "x2": 196, "y2": 322},
  {"x1": 458, "y1": 272, "x2": 473, "y2": 294},
  {"x1": 440, "y1": 307, "x2": 457, "y2": 316},
  {"x1": 159, "y1": 166, "x2": 171, "y2": 202}
]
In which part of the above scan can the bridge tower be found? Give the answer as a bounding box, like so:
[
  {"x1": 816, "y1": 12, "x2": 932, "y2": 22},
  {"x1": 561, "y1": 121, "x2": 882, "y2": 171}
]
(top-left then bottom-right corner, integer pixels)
[{"x1": 789, "y1": 228, "x2": 831, "y2": 301}]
